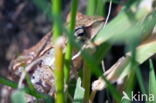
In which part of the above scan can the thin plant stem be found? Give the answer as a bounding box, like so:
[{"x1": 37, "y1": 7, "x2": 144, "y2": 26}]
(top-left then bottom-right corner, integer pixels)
[
  {"x1": 64, "y1": 0, "x2": 79, "y2": 83},
  {"x1": 0, "y1": 76, "x2": 53, "y2": 100},
  {"x1": 52, "y1": 0, "x2": 64, "y2": 102},
  {"x1": 86, "y1": 0, "x2": 95, "y2": 16},
  {"x1": 82, "y1": 0, "x2": 96, "y2": 102},
  {"x1": 52, "y1": 0, "x2": 62, "y2": 41},
  {"x1": 82, "y1": 62, "x2": 91, "y2": 103},
  {"x1": 103, "y1": 0, "x2": 112, "y2": 29},
  {"x1": 54, "y1": 38, "x2": 65, "y2": 103},
  {"x1": 97, "y1": 0, "x2": 106, "y2": 16}
]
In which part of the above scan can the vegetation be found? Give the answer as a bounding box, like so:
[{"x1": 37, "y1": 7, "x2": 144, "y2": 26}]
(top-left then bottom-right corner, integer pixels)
[{"x1": 0, "y1": 0, "x2": 156, "y2": 103}]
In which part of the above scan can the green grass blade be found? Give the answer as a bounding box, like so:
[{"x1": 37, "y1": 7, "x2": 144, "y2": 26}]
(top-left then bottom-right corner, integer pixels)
[
  {"x1": 149, "y1": 59, "x2": 156, "y2": 102},
  {"x1": 54, "y1": 39, "x2": 65, "y2": 103},
  {"x1": 120, "y1": 39, "x2": 156, "y2": 82},
  {"x1": 82, "y1": 63, "x2": 91, "y2": 103},
  {"x1": 0, "y1": 76, "x2": 17, "y2": 88},
  {"x1": 51, "y1": 0, "x2": 65, "y2": 102},
  {"x1": 25, "y1": 73, "x2": 36, "y2": 92},
  {"x1": 97, "y1": 0, "x2": 106, "y2": 16},
  {"x1": 52, "y1": 0, "x2": 62, "y2": 41},
  {"x1": 11, "y1": 90, "x2": 26, "y2": 103},
  {"x1": 93, "y1": 0, "x2": 156, "y2": 45},
  {"x1": 83, "y1": 1, "x2": 97, "y2": 101},
  {"x1": 64, "y1": 0, "x2": 79, "y2": 83},
  {"x1": 86, "y1": 0, "x2": 96, "y2": 15},
  {"x1": 0, "y1": 76, "x2": 54, "y2": 101},
  {"x1": 95, "y1": 38, "x2": 156, "y2": 100},
  {"x1": 135, "y1": 67, "x2": 146, "y2": 94},
  {"x1": 101, "y1": 76, "x2": 122, "y2": 102},
  {"x1": 73, "y1": 78, "x2": 85, "y2": 103}
]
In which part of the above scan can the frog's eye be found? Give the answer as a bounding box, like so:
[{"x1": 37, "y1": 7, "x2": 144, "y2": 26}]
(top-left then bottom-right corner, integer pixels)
[{"x1": 74, "y1": 26, "x2": 86, "y2": 37}]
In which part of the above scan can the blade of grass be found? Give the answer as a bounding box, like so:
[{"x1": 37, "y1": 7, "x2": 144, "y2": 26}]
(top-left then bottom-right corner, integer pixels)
[
  {"x1": 51, "y1": 0, "x2": 65, "y2": 102},
  {"x1": 0, "y1": 76, "x2": 54, "y2": 101},
  {"x1": 93, "y1": 0, "x2": 156, "y2": 45},
  {"x1": 86, "y1": 0, "x2": 96, "y2": 15},
  {"x1": 135, "y1": 67, "x2": 146, "y2": 94},
  {"x1": 25, "y1": 73, "x2": 36, "y2": 91},
  {"x1": 97, "y1": 0, "x2": 106, "y2": 16},
  {"x1": 0, "y1": 76, "x2": 17, "y2": 88},
  {"x1": 91, "y1": 2, "x2": 156, "y2": 99},
  {"x1": 149, "y1": 59, "x2": 156, "y2": 102},
  {"x1": 73, "y1": 78, "x2": 85, "y2": 103},
  {"x1": 54, "y1": 38, "x2": 65, "y2": 103},
  {"x1": 119, "y1": 38, "x2": 156, "y2": 87},
  {"x1": 82, "y1": 0, "x2": 96, "y2": 102},
  {"x1": 101, "y1": 75, "x2": 122, "y2": 102},
  {"x1": 11, "y1": 90, "x2": 26, "y2": 103},
  {"x1": 124, "y1": 43, "x2": 138, "y2": 103},
  {"x1": 82, "y1": 62, "x2": 91, "y2": 103},
  {"x1": 52, "y1": 0, "x2": 62, "y2": 40},
  {"x1": 64, "y1": 0, "x2": 79, "y2": 83},
  {"x1": 124, "y1": 43, "x2": 139, "y2": 103},
  {"x1": 82, "y1": 0, "x2": 96, "y2": 103},
  {"x1": 92, "y1": 0, "x2": 156, "y2": 74},
  {"x1": 92, "y1": 35, "x2": 156, "y2": 92}
]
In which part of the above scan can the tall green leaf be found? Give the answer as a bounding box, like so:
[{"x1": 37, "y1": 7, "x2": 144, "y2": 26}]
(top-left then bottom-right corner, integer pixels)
[
  {"x1": 149, "y1": 59, "x2": 156, "y2": 103},
  {"x1": 74, "y1": 78, "x2": 85, "y2": 103},
  {"x1": 11, "y1": 90, "x2": 26, "y2": 103}
]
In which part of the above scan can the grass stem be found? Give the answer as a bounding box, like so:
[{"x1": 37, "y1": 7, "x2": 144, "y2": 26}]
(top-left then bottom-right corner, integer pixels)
[
  {"x1": 52, "y1": 0, "x2": 64, "y2": 102},
  {"x1": 54, "y1": 38, "x2": 65, "y2": 103},
  {"x1": 64, "y1": 0, "x2": 78, "y2": 83}
]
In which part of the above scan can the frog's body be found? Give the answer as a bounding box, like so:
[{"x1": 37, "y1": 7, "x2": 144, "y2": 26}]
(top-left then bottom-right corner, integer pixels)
[{"x1": 9, "y1": 12, "x2": 105, "y2": 102}]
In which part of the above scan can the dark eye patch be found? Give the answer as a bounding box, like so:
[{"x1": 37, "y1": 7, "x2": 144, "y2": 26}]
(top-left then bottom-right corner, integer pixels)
[{"x1": 74, "y1": 26, "x2": 86, "y2": 37}]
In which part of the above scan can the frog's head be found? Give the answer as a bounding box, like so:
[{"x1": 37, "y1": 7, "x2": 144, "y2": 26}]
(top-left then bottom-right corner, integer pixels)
[{"x1": 66, "y1": 12, "x2": 105, "y2": 43}]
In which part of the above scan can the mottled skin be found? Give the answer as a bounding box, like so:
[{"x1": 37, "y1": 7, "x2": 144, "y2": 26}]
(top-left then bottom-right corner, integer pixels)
[
  {"x1": 9, "y1": 12, "x2": 105, "y2": 101},
  {"x1": 10, "y1": 12, "x2": 104, "y2": 71}
]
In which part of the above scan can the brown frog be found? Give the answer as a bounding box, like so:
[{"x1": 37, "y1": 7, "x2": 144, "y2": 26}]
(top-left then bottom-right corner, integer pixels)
[{"x1": 9, "y1": 12, "x2": 105, "y2": 102}]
